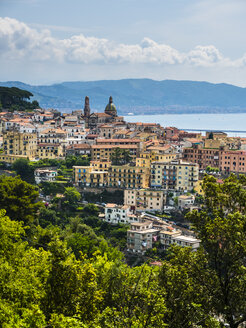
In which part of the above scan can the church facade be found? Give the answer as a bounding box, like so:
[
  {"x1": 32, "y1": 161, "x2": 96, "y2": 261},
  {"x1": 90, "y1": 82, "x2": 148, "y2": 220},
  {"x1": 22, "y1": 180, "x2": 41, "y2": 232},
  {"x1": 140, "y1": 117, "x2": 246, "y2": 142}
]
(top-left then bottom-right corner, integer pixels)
[{"x1": 82, "y1": 96, "x2": 120, "y2": 130}]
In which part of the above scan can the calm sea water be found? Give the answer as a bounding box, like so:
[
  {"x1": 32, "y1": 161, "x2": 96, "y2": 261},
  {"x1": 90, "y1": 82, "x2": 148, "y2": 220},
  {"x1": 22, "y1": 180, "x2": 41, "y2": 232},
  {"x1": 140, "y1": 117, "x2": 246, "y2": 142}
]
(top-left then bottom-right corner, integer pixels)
[{"x1": 124, "y1": 113, "x2": 246, "y2": 137}]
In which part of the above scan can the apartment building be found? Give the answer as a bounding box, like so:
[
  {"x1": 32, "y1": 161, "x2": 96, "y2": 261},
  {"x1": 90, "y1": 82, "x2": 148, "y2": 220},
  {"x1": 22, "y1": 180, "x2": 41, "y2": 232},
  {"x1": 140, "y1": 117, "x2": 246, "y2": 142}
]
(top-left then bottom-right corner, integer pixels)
[
  {"x1": 104, "y1": 203, "x2": 138, "y2": 224},
  {"x1": 0, "y1": 130, "x2": 37, "y2": 163},
  {"x1": 73, "y1": 164, "x2": 109, "y2": 188},
  {"x1": 160, "y1": 230, "x2": 200, "y2": 251},
  {"x1": 66, "y1": 143, "x2": 91, "y2": 156},
  {"x1": 38, "y1": 128, "x2": 67, "y2": 144},
  {"x1": 136, "y1": 150, "x2": 178, "y2": 169},
  {"x1": 183, "y1": 145, "x2": 220, "y2": 169},
  {"x1": 108, "y1": 165, "x2": 150, "y2": 189},
  {"x1": 220, "y1": 150, "x2": 246, "y2": 174},
  {"x1": 127, "y1": 221, "x2": 159, "y2": 254},
  {"x1": 37, "y1": 143, "x2": 65, "y2": 160},
  {"x1": 124, "y1": 189, "x2": 166, "y2": 211},
  {"x1": 151, "y1": 160, "x2": 199, "y2": 192}
]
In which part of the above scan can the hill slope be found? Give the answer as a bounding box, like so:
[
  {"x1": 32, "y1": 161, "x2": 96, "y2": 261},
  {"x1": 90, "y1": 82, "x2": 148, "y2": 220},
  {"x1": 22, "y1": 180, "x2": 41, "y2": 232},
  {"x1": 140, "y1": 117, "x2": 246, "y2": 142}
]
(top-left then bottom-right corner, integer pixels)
[{"x1": 1, "y1": 79, "x2": 246, "y2": 114}]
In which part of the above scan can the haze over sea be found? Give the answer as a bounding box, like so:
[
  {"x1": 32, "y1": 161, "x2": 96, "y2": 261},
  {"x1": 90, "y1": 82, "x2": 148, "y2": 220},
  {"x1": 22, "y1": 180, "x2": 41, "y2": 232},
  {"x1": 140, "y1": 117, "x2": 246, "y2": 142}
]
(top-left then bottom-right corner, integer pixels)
[{"x1": 125, "y1": 113, "x2": 246, "y2": 138}]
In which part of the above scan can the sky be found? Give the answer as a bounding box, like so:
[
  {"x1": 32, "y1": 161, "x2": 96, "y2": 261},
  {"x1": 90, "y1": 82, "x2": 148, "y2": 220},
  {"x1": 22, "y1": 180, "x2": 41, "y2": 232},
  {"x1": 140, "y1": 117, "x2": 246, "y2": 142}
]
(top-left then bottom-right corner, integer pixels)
[{"x1": 0, "y1": 0, "x2": 246, "y2": 86}]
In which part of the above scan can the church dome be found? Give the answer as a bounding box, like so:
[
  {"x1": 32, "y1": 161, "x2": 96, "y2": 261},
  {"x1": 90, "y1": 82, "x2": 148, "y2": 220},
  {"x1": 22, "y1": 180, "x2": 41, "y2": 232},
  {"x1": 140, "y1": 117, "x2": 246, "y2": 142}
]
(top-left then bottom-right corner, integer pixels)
[{"x1": 105, "y1": 96, "x2": 117, "y2": 116}]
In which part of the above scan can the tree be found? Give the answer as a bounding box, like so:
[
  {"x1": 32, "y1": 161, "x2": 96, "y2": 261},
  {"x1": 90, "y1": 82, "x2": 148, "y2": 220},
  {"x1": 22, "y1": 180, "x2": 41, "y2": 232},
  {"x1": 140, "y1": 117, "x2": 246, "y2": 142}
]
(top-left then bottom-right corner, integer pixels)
[
  {"x1": 0, "y1": 86, "x2": 39, "y2": 111},
  {"x1": 159, "y1": 246, "x2": 219, "y2": 327},
  {"x1": 41, "y1": 239, "x2": 103, "y2": 322},
  {"x1": 0, "y1": 175, "x2": 42, "y2": 225},
  {"x1": 12, "y1": 158, "x2": 35, "y2": 184},
  {"x1": 0, "y1": 210, "x2": 49, "y2": 327},
  {"x1": 121, "y1": 149, "x2": 132, "y2": 165},
  {"x1": 40, "y1": 181, "x2": 65, "y2": 196},
  {"x1": 65, "y1": 155, "x2": 90, "y2": 168},
  {"x1": 186, "y1": 174, "x2": 246, "y2": 328},
  {"x1": 38, "y1": 207, "x2": 59, "y2": 228},
  {"x1": 63, "y1": 187, "x2": 81, "y2": 210},
  {"x1": 110, "y1": 147, "x2": 122, "y2": 165},
  {"x1": 110, "y1": 148, "x2": 132, "y2": 165}
]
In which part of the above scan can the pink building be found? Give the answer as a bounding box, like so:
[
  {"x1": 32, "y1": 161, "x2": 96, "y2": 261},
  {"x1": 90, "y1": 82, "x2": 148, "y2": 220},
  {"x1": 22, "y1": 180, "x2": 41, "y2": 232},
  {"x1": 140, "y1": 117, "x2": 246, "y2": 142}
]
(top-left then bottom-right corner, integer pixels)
[{"x1": 220, "y1": 150, "x2": 246, "y2": 174}]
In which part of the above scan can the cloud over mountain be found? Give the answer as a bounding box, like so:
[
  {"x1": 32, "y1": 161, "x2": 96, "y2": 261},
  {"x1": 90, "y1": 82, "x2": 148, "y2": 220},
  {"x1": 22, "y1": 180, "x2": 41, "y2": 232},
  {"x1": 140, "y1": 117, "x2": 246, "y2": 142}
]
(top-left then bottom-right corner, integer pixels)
[{"x1": 0, "y1": 17, "x2": 244, "y2": 68}]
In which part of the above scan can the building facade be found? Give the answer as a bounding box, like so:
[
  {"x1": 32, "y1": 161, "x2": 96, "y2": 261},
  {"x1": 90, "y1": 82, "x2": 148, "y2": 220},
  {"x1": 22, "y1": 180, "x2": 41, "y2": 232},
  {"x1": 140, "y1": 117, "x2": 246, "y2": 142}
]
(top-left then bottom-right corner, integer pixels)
[{"x1": 124, "y1": 189, "x2": 166, "y2": 211}]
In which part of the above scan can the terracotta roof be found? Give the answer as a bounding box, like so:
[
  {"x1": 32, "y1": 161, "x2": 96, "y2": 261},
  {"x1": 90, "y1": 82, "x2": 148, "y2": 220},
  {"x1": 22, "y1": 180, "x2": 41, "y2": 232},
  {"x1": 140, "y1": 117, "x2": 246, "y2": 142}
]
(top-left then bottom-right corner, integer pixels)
[
  {"x1": 96, "y1": 138, "x2": 141, "y2": 143},
  {"x1": 67, "y1": 143, "x2": 91, "y2": 149},
  {"x1": 147, "y1": 146, "x2": 171, "y2": 151},
  {"x1": 86, "y1": 134, "x2": 99, "y2": 138},
  {"x1": 106, "y1": 203, "x2": 117, "y2": 208},
  {"x1": 99, "y1": 124, "x2": 115, "y2": 128},
  {"x1": 92, "y1": 144, "x2": 137, "y2": 149},
  {"x1": 41, "y1": 128, "x2": 66, "y2": 134},
  {"x1": 96, "y1": 113, "x2": 111, "y2": 117}
]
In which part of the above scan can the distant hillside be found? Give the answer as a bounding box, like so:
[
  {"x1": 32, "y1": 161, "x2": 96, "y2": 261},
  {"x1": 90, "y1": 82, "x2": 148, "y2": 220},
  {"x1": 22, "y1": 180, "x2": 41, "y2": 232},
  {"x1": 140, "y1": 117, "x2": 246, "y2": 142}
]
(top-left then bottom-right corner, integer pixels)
[{"x1": 1, "y1": 79, "x2": 246, "y2": 114}]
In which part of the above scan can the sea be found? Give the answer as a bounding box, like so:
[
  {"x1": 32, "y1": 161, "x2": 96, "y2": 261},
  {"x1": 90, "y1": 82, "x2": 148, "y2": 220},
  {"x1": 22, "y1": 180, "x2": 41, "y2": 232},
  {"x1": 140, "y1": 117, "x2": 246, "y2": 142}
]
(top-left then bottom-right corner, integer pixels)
[{"x1": 124, "y1": 113, "x2": 246, "y2": 138}]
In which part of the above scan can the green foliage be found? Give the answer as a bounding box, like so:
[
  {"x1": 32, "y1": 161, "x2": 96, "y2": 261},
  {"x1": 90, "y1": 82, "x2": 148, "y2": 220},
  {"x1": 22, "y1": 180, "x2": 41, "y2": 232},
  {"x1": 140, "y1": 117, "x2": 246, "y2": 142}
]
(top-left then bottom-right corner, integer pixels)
[
  {"x1": 186, "y1": 174, "x2": 246, "y2": 327},
  {"x1": 65, "y1": 155, "x2": 90, "y2": 168},
  {"x1": 0, "y1": 210, "x2": 49, "y2": 327},
  {"x1": 110, "y1": 147, "x2": 132, "y2": 165},
  {"x1": 84, "y1": 189, "x2": 124, "y2": 204},
  {"x1": 12, "y1": 158, "x2": 35, "y2": 184},
  {"x1": 38, "y1": 207, "x2": 59, "y2": 228},
  {"x1": 63, "y1": 186, "x2": 81, "y2": 211},
  {"x1": 0, "y1": 173, "x2": 245, "y2": 327},
  {"x1": 0, "y1": 86, "x2": 40, "y2": 111},
  {"x1": 205, "y1": 166, "x2": 219, "y2": 173},
  {"x1": 0, "y1": 175, "x2": 42, "y2": 225},
  {"x1": 40, "y1": 181, "x2": 66, "y2": 196}
]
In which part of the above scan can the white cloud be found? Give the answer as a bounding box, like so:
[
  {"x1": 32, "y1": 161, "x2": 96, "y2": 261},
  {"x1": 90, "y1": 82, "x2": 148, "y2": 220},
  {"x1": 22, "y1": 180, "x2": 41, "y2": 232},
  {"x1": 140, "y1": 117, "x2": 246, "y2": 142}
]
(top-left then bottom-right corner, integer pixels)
[{"x1": 0, "y1": 16, "x2": 245, "y2": 68}]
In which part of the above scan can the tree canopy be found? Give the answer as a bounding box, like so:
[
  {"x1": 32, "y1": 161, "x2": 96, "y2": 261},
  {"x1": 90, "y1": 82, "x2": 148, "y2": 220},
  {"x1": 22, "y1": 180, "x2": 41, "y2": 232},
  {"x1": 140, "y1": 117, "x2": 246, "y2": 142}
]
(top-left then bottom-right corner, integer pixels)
[
  {"x1": 0, "y1": 174, "x2": 245, "y2": 327},
  {"x1": 0, "y1": 86, "x2": 40, "y2": 111},
  {"x1": 0, "y1": 175, "x2": 42, "y2": 225},
  {"x1": 110, "y1": 147, "x2": 132, "y2": 165}
]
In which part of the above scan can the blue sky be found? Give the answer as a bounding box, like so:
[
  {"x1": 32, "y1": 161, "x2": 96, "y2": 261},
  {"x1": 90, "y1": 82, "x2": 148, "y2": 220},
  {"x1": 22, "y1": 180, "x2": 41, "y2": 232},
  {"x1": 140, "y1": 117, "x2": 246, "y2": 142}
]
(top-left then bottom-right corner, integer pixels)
[{"x1": 0, "y1": 0, "x2": 246, "y2": 85}]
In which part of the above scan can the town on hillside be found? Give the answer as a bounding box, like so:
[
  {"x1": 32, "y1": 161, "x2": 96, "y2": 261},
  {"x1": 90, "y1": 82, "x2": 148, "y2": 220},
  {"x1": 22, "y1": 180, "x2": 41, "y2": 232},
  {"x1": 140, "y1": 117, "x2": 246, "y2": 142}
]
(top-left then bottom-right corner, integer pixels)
[{"x1": 1, "y1": 92, "x2": 245, "y2": 255}]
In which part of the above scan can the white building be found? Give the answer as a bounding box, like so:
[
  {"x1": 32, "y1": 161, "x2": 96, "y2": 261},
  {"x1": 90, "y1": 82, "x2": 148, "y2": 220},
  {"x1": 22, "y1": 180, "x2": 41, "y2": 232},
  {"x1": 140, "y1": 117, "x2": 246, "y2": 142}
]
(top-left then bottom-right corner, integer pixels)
[
  {"x1": 34, "y1": 168, "x2": 58, "y2": 184},
  {"x1": 178, "y1": 195, "x2": 195, "y2": 209},
  {"x1": 104, "y1": 203, "x2": 138, "y2": 224},
  {"x1": 127, "y1": 221, "x2": 159, "y2": 254},
  {"x1": 160, "y1": 230, "x2": 200, "y2": 251}
]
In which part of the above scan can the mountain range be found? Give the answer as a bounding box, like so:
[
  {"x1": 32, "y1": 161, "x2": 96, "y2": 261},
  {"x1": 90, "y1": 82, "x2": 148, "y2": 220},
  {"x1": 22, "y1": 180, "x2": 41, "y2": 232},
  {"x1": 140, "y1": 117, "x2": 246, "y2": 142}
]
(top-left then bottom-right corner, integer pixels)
[{"x1": 1, "y1": 79, "x2": 246, "y2": 115}]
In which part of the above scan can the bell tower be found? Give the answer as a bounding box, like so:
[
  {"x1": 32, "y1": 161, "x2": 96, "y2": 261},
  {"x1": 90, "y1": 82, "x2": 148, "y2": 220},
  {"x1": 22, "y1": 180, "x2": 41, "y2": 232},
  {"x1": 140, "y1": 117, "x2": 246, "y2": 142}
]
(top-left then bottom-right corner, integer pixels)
[{"x1": 84, "y1": 96, "x2": 90, "y2": 117}]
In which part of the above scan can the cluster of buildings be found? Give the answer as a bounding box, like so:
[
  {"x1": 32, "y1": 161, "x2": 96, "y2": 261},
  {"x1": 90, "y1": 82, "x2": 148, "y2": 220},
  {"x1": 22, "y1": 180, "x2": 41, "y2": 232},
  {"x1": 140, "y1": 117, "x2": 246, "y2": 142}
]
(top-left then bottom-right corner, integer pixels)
[
  {"x1": 100, "y1": 203, "x2": 200, "y2": 254},
  {"x1": 1, "y1": 95, "x2": 246, "y2": 254}
]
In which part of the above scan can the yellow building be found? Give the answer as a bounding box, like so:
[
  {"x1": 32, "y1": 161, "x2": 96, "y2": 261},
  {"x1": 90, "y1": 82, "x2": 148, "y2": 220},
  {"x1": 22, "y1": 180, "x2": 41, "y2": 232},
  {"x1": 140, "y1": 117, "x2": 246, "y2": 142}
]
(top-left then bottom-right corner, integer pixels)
[
  {"x1": 37, "y1": 143, "x2": 65, "y2": 159},
  {"x1": 124, "y1": 189, "x2": 166, "y2": 211},
  {"x1": 108, "y1": 165, "x2": 150, "y2": 189},
  {"x1": 73, "y1": 161, "x2": 110, "y2": 187},
  {"x1": 0, "y1": 130, "x2": 37, "y2": 163},
  {"x1": 194, "y1": 179, "x2": 204, "y2": 195},
  {"x1": 74, "y1": 161, "x2": 149, "y2": 189},
  {"x1": 136, "y1": 153, "x2": 152, "y2": 169},
  {"x1": 151, "y1": 160, "x2": 199, "y2": 192},
  {"x1": 90, "y1": 160, "x2": 111, "y2": 171},
  {"x1": 136, "y1": 150, "x2": 178, "y2": 169}
]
